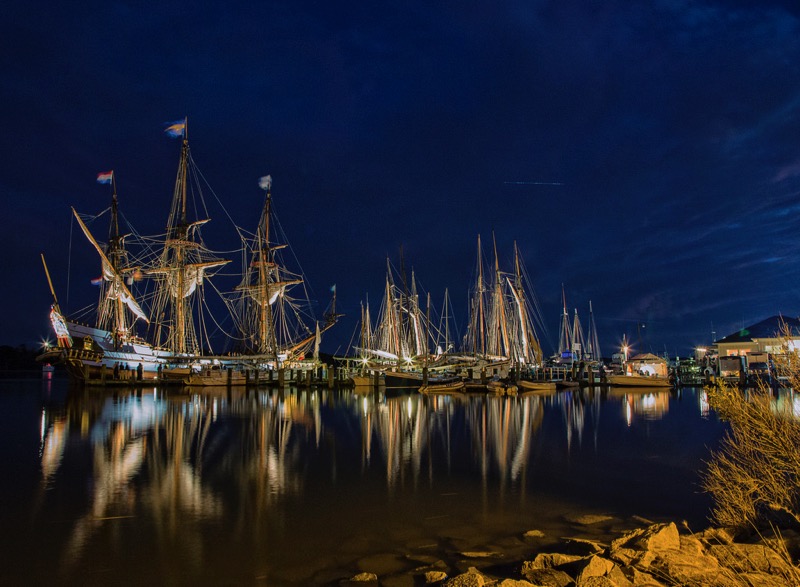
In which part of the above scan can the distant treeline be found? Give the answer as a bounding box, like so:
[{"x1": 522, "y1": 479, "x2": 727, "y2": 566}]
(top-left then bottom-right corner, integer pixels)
[{"x1": 0, "y1": 345, "x2": 41, "y2": 372}]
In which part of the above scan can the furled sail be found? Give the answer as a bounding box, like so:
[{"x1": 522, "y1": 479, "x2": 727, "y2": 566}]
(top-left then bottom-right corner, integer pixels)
[
  {"x1": 72, "y1": 208, "x2": 148, "y2": 323},
  {"x1": 152, "y1": 261, "x2": 229, "y2": 299},
  {"x1": 507, "y1": 276, "x2": 529, "y2": 361},
  {"x1": 240, "y1": 279, "x2": 301, "y2": 306},
  {"x1": 355, "y1": 347, "x2": 399, "y2": 361}
]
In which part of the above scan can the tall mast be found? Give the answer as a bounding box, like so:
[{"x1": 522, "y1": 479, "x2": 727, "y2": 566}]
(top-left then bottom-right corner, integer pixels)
[
  {"x1": 174, "y1": 133, "x2": 189, "y2": 353},
  {"x1": 492, "y1": 233, "x2": 509, "y2": 358},
  {"x1": 513, "y1": 242, "x2": 528, "y2": 364},
  {"x1": 425, "y1": 291, "x2": 431, "y2": 365},
  {"x1": 558, "y1": 284, "x2": 572, "y2": 358},
  {"x1": 477, "y1": 235, "x2": 486, "y2": 358},
  {"x1": 571, "y1": 308, "x2": 584, "y2": 361},
  {"x1": 259, "y1": 176, "x2": 278, "y2": 359},
  {"x1": 443, "y1": 288, "x2": 451, "y2": 354},
  {"x1": 363, "y1": 296, "x2": 372, "y2": 352},
  {"x1": 359, "y1": 301, "x2": 366, "y2": 358},
  {"x1": 232, "y1": 175, "x2": 305, "y2": 362},
  {"x1": 385, "y1": 260, "x2": 402, "y2": 361},
  {"x1": 72, "y1": 186, "x2": 149, "y2": 337},
  {"x1": 410, "y1": 269, "x2": 423, "y2": 356},
  {"x1": 105, "y1": 173, "x2": 127, "y2": 342},
  {"x1": 146, "y1": 119, "x2": 229, "y2": 355},
  {"x1": 587, "y1": 300, "x2": 601, "y2": 361}
]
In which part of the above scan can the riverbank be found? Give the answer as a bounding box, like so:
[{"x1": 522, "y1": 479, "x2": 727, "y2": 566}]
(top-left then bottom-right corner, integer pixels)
[{"x1": 330, "y1": 517, "x2": 798, "y2": 586}]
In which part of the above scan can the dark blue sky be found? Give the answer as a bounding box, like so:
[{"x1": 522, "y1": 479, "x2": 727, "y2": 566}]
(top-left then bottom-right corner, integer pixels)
[{"x1": 4, "y1": 1, "x2": 800, "y2": 358}]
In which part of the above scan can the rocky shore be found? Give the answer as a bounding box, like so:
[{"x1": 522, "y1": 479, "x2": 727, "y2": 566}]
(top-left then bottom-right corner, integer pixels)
[{"x1": 333, "y1": 518, "x2": 799, "y2": 587}]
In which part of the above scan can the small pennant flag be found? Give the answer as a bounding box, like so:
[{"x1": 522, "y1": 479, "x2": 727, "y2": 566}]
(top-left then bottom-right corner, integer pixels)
[
  {"x1": 164, "y1": 119, "x2": 186, "y2": 138},
  {"x1": 259, "y1": 175, "x2": 272, "y2": 191},
  {"x1": 90, "y1": 276, "x2": 103, "y2": 286},
  {"x1": 96, "y1": 171, "x2": 113, "y2": 184}
]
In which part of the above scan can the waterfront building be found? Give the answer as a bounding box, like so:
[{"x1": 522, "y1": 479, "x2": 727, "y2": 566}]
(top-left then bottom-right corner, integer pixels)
[{"x1": 714, "y1": 315, "x2": 800, "y2": 357}]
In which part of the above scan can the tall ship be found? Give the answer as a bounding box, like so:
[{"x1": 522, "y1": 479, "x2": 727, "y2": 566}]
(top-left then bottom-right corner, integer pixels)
[
  {"x1": 342, "y1": 237, "x2": 546, "y2": 391},
  {"x1": 461, "y1": 235, "x2": 546, "y2": 378},
  {"x1": 40, "y1": 120, "x2": 337, "y2": 384},
  {"x1": 353, "y1": 258, "x2": 433, "y2": 387},
  {"x1": 349, "y1": 256, "x2": 461, "y2": 388}
]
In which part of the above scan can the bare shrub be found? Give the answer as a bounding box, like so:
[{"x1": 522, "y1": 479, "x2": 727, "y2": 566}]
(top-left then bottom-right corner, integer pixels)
[{"x1": 703, "y1": 332, "x2": 800, "y2": 531}]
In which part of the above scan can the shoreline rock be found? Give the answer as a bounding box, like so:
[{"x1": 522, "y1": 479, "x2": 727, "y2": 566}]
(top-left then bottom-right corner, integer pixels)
[{"x1": 339, "y1": 521, "x2": 800, "y2": 586}]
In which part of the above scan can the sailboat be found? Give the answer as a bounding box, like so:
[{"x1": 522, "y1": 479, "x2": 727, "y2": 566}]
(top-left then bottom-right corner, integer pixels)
[
  {"x1": 41, "y1": 120, "x2": 337, "y2": 385},
  {"x1": 364, "y1": 261, "x2": 426, "y2": 387},
  {"x1": 354, "y1": 257, "x2": 459, "y2": 389},
  {"x1": 505, "y1": 242, "x2": 552, "y2": 393},
  {"x1": 461, "y1": 236, "x2": 547, "y2": 390},
  {"x1": 556, "y1": 286, "x2": 574, "y2": 366},
  {"x1": 584, "y1": 300, "x2": 602, "y2": 362},
  {"x1": 346, "y1": 300, "x2": 381, "y2": 388},
  {"x1": 461, "y1": 235, "x2": 512, "y2": 382},
  {"x1": 571, "y1": 308, "x2": 585, "y2": 362}
]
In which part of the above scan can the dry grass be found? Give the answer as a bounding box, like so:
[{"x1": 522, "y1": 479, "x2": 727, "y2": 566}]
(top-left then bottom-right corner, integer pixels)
[
  {"x1": 703, "y1": 378, "x2": 800, "y2": 530},
  {"x1": 700, "y1": 327, "x2": 800, "y2": 583}
]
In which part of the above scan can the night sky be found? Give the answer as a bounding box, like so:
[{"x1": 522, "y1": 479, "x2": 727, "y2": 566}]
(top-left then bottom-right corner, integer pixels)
[{"x1": 4, "y1": 1, "x2": 800, "y2": 359}]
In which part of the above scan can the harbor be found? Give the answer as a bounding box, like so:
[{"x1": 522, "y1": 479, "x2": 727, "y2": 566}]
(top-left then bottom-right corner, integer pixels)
[
  {"x1": 35, "y1": 122, "x2": 800, "y2": 402},
  {"x1": 6, "y1": 2, "x2": 800, "y2": 583}
]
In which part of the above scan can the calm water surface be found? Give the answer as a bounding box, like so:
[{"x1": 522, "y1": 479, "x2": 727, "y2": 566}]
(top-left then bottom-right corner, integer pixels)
[{"x1": 2, "y1": 376, "x2": 734, "y2": 585}]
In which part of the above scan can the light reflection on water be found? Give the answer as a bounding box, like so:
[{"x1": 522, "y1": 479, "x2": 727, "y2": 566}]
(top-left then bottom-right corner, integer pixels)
[{"x1": 6, "y1": 379, "x2": 773, "y2": 584}]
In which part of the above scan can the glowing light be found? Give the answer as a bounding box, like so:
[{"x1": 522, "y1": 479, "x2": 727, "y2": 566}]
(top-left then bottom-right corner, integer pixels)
[
  {"x1": 699, "y1": 391, "x2": 710, "y2": 418},
  {"x1": 792, "y1": 394, "x2": 800, "y2": 419}
]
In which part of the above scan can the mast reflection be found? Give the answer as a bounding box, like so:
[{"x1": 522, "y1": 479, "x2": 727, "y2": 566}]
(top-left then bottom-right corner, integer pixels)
[{"x1": 47, "y1": 387, "x2": 329, "y2": 571}]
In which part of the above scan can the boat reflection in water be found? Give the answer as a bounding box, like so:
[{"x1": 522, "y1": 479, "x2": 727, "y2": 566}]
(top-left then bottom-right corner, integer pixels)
[
  {"x1": 27, "y1": 382, "x2": 726, "y2": 585},
  {"x1": 608, "y1": 386, "x2": 672, "y2": 426}
]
